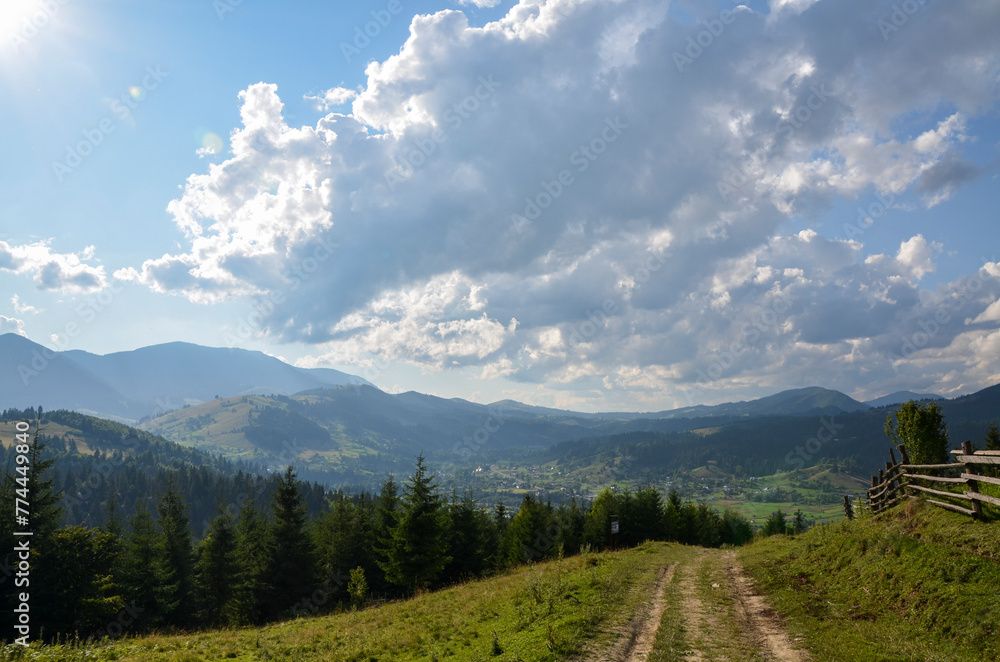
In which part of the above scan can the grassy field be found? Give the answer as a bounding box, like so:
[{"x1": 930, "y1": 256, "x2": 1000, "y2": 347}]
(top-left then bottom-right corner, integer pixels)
[
  {"x1": 739, "y1": 499, "x2": 1000, "y2": 662},
  {"x1": 1, "y1": 543, "x2": 679, "y2": 661}
]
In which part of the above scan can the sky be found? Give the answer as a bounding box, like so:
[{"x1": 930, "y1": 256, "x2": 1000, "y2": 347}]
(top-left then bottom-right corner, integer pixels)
[{"x1": 1, "y1": 0, "x2": 999, "y2": 413}]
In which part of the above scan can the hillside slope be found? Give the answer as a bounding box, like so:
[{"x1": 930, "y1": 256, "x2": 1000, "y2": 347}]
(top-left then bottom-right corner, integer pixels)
[{"x1": 740, "y1": 500, "x2": 1000, "y2": 661}]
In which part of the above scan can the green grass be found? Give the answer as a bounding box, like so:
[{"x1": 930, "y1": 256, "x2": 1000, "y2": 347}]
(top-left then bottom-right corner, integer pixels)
[
  {"x1": 2, "y1": 543, "x2": 682, "y2": 661},
  {"x1": 739, "y1": 499, "x2": 1000, "y2": 661}
]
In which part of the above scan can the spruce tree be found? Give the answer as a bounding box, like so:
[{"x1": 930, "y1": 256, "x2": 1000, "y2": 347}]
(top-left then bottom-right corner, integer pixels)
[
  {"x1": 985, "y1": 423, "x2": 1000, "y2": 451},
  {"x1": 232, "y1": 500, "x2": 271, "y2": 625},
  {"x1": 194, "y1": 509, "x2": 238, "y2": 627},
  {"x1": 631, "y1": 487, "x2": 665, "y2": 544},
  {"x1": 442, "y1": 494, "x2": 489, "y2": 582},
  {"x1": 314, "y1": 493, "x2": 360, "y2": 580},
  {"x1": 505, "y1": 494, "x2": 553, "y2": 565},
  {"x1": 379, "y1": 456, "x2": 450, "y2": 591},
  {"x1": 265, "y1": 466, "x2": 315, "y2": 620},
  {"x1": 35, "y1": 527, "x2": 122, "y2": 638},
  {"x1": 22, "y1": 428, "x2": 66, "y2": 640},
  {"x1": 156, "y1": 475, "x2": 195, "y2": 629},
  {"x1": 124, "y1": 502, "x2": 166, "y2": 631}
]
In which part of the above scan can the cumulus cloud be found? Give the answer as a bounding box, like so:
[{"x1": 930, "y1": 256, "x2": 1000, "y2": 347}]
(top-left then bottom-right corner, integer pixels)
[
  {"x1": 0, "y1": 241, "x2": 107, "y2": 294},
  {"x1": 0, "y1": 316, "x2": 26, "y2": 337},
  {"x1": 122, "y1": 0, "x2": 1000, "y2": 407}
]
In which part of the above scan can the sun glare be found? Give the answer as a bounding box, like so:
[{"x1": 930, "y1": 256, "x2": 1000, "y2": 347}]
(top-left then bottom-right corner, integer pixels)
[{"x1": 0, "y1": 0, "x2": 48, "y2": 44}]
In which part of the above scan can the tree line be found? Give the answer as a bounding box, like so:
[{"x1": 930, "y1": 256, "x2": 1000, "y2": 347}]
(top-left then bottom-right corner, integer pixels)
[{"x1": 0, "y1": 432, "x2": 754, "y2": 642}]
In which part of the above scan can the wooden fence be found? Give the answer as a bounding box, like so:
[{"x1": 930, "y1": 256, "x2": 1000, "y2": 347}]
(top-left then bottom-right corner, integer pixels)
[{"x1": 864, "y1": 441, "x2": 1000, "y2": 519}]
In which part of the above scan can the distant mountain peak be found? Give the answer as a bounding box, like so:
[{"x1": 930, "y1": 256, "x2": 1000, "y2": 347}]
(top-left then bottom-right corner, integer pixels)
[
  {"x1": 0, "y1": 335, "x2": 370, "y2": 422},
  {"x1": 864, "y1": 391, "x2": 944, "y2": 408}
]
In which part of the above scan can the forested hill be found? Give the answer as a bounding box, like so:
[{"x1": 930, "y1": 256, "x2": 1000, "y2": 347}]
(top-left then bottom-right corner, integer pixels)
[
  {"x1": 547, "y1": 385, "x2": 1000, "y2": 480},
  {"x1": 0, "y1": 408, "x2": 329, "y2": 536}
]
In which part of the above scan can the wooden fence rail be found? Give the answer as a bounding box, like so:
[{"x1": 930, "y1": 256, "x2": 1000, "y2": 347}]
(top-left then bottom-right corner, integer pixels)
[{"x1": 865, "y1": 441, "x2": 1000, "y2": 519}]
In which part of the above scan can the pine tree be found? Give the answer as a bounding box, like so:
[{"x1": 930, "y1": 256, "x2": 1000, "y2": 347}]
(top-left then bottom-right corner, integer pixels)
[
  {"x1": 762, "y1": 510, "x2": 788, "y2": 537},
  {"x1": 442, "y1": 494, "x2": 490, "y2": 582},
  {"x1": 379, "y1": 456, "x2": 450, "y2": 591},
  {"x1": 985, "y1": 423, "x2": 1000, "y2": 451},
  {"x1": 194, "y1": 509, "x2": 238, "y2": 627},
  {"x1": 314, "y1": 493, "x2": 361, "y2": 580},
  {"x1": 491, "y1": 502, "x2": 510, "y2": 572},
  {"x1": 554, "y1": 499, "x2": 586, "y2": 556},
  {"x1": 265, "y1": 466, "x2": 315, "y2": 619},
  {"x1": 22, "y1": 428, "x2": 67, "y2": 640},
  {"x1": 123, "y1": 502, "x2": 166, "y2": 631},
  {"x1": 631, "y1": 487, "x2": 665, "y2": 544},
  {"x1": 231, "y1": 500, "x2": 272, "y2": 625},
  {"x1": 34, "y1": 527, "x2": 123, "y2": 637},
  {"x1": 505, "y1": 494, "x2": 554, "y2": 566},
  {"x1": 663, "y1": 490, "x2": 683, "y2": 542},
  {"x1": 156, "y1": 475, "x2": 195, "y2": 629},
  {"x1": 792, "y1": 509, "x2": 807, "y2": 535}
]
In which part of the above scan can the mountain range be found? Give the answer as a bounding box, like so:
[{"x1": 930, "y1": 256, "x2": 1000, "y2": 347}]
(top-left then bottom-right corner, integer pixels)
[
  {"x1": 0, "y1": 333, "x2": 946, "y2": 424},
  {"x1": 0, "y1": 333, "x2": 369, "y2": 421},
  {"x1": 2, "y1": 333, "x2": 995, "y2": 490}
]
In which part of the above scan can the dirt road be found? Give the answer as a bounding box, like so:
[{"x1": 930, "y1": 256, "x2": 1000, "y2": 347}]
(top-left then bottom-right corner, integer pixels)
[{"x1": 616, "y1": 547, "x2": 811, "y2": 662}]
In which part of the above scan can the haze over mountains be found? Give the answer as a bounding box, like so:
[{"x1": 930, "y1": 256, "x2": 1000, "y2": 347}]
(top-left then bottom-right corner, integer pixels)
[
  {"x1": 0, "y1": 333, "x2": 369, "y2": 421},
  {"x1": 0, "y1": 333, "x2": 954, "y2": 426},
  {"x1": 2, "y1": 332, "x2": 995, "y2": 489}
]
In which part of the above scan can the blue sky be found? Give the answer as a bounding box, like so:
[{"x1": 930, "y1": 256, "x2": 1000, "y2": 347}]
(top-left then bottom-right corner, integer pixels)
[{"x1": 1, "y1": 0, "x2": 999, "y2": 412}]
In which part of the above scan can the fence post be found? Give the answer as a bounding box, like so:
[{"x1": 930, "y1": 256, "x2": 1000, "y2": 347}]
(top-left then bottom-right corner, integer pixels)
[
  {"x1": 869, "y1": 475, "x2": 877, "y2": 512},
  {"x1": 962, "y1": 440, "x2": 983, "y2": 520},
  {"x1": 897, "y1": 445, "x2": 910, "y2": 499}
]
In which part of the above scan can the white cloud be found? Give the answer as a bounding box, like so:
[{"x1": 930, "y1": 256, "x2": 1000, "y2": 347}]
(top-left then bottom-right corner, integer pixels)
[
  {"x1": 0, "y1": 240, "x2": 107, "y2": 294},
  {"x1": 457, "y1": 0, "x2": 502, "y2": 7},
  {"x1": 304, "y1": 86, "x2": 358, "y2": 111},
  {"x1": 10, "y1": 295, "x2": 40, "y2": 315},
  {"x1": 0, "y1": 315, "x2": 26, "y2": 337},
  {"x1": 123, "y1": 0, "x2": 1000, "y2": 407}
]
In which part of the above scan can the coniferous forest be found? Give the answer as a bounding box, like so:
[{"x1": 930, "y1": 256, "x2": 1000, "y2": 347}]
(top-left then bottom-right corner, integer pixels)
[{"x1": 0, "y1": 408, "x2": 753, "y2": 642}]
